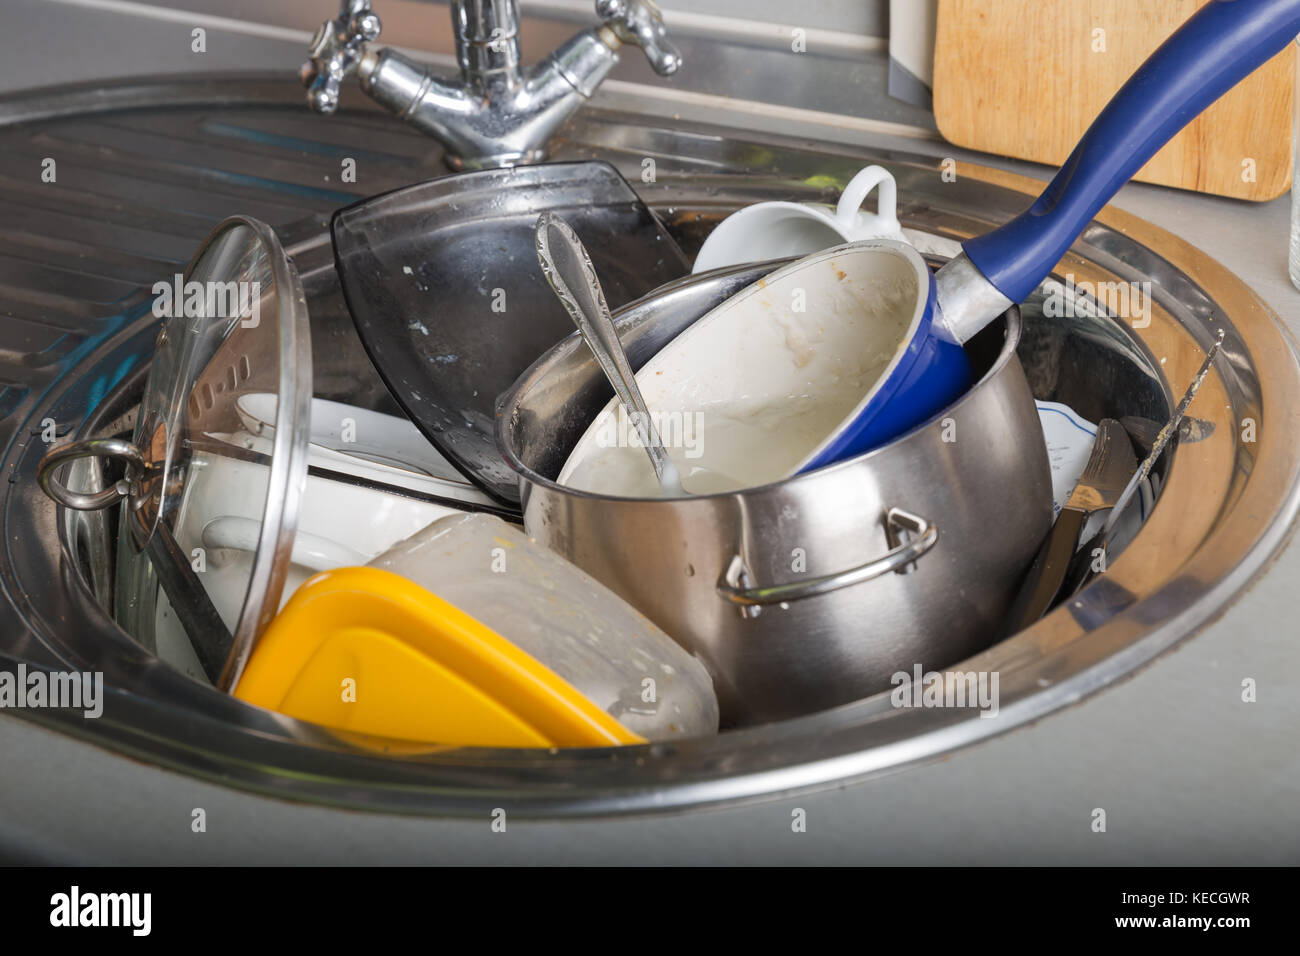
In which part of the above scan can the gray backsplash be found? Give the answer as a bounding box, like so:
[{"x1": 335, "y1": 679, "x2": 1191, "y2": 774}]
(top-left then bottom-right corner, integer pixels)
[{"x1": 4, "y1": 0, "x2": 929, "y2": 131}]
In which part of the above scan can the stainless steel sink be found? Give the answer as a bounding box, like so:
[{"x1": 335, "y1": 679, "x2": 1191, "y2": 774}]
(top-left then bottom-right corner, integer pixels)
[{"x1": 2, "y1": 74, "x2": 1298, "y2": 817}]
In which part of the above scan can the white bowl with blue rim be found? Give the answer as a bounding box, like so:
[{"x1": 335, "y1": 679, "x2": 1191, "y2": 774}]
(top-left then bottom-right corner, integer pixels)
[{"x1": 559, "y1": 239, "x2": 972, "y2": 496}]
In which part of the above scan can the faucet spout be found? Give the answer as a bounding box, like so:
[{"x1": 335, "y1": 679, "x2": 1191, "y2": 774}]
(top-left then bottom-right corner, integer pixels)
[{"x1": 454, "y1": 0, "x2": 524, "y2": 93}]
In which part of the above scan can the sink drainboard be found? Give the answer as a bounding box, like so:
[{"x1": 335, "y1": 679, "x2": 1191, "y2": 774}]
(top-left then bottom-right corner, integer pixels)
[{"x1": 0, "y1": 75, "x2": 1298, "y2": 817}]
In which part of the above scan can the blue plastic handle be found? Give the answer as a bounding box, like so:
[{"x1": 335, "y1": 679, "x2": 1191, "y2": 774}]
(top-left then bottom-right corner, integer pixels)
[{"x1": 964, "y1": 0, "x2": 1300, "y2": 305}]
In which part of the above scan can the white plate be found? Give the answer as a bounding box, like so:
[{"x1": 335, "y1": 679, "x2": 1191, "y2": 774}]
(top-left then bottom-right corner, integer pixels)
[{"x1": 235, "y1": 393, "x2": 467, "y2": 484}]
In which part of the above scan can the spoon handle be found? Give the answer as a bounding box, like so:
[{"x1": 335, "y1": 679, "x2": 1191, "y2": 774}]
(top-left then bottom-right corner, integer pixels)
[{"x1": 534, "y1": 212, "x2": 682, "y2": 490}]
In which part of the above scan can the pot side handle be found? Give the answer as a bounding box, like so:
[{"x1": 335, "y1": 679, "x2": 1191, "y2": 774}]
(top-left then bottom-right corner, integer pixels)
[{"x1": 716, "y1": 507, "x2": 937, "y2": 608}]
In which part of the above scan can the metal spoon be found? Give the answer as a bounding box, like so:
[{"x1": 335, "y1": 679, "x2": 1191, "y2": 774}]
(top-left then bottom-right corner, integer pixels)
[{"x1": 534, "y1": 211, "x2": 685, "y2": 497}]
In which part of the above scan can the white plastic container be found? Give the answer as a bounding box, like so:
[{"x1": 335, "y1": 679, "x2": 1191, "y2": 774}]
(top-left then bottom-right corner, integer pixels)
[{"x1": 368, "y1": 513, "x2": 720, "y2": 740}]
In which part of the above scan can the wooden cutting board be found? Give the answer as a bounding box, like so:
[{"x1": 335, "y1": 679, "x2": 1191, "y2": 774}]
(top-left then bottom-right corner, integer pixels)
[{"x1": 932, "y1": 0, "x2": 1294, "y2": 201}]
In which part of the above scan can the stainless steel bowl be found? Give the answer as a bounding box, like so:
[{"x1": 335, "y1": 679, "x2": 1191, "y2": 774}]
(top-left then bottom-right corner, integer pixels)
[{"x1": 497, "y1": 262, "x2": 1053, "y2": 725}]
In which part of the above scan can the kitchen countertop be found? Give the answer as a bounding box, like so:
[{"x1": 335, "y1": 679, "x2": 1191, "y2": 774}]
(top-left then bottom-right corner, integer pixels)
[{"x1": 0, "y1": 0, "x2": 1297, "y2": 864}]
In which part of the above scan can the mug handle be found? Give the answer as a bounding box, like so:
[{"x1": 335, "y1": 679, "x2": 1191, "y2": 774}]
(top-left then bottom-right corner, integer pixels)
[{"x1": 834, "y1": 165, "x2": 900, "y2": 236}]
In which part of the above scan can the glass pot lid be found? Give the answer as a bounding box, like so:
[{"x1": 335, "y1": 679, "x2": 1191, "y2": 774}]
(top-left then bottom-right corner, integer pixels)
[{"x1": 40, "y1": 216, "x2": 312, "y2": 691}]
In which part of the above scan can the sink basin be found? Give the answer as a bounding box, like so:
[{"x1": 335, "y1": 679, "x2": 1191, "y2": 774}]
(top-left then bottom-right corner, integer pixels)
[{"x1": 1, "y1": 74, "x2": 1298, "y2": 817}]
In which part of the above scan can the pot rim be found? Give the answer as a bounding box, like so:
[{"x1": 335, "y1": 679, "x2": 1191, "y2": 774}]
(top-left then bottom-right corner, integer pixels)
[{"x1": 495, "y1": 259, "x2": 1022, "y2": 505}]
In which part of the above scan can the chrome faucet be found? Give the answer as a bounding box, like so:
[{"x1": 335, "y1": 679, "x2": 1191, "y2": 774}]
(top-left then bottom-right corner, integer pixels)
[{"x1": 301, "y1": 0, "x2": 681, "y2": 170}]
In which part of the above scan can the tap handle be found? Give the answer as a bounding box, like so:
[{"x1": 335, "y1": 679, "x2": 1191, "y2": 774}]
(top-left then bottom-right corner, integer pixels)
[
  {"x1": 596, "y1": 0, "x2": 682, "y2": 76},
  {"x1": 301, "y1": 0, "x2": 383, "y2": 114}
]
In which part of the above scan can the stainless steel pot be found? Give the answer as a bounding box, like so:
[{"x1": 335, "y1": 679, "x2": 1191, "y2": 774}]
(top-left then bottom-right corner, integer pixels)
[{"x1": 496, "y1": 261, "x2": 1053, "y2": 725}]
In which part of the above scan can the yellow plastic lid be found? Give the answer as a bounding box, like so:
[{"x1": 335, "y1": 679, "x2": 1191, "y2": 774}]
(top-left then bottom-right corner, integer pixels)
[{"x1": 233, "y1": 566, "x2": 645, "y2": 748}]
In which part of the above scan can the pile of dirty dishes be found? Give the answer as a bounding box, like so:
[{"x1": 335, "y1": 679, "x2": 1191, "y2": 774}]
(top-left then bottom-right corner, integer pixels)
[{"x1": 54, "y1": 0, "x2": 1291, "y2": 746}]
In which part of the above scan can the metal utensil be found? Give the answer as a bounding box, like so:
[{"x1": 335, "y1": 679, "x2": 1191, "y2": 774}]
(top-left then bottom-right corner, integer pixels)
[
  {"x1": 1054, "y1": 329, "x2": 1227, "y2": 604},
  {"x1": 1101, "y1": 329, "x2": 1225, "y2": 542},
  {"x1": 534, "y1": 211, "x2": 684, "y2": 497},
  {"x1": 1002, "y1": 418, "x2": 1136, "y2": 636}
]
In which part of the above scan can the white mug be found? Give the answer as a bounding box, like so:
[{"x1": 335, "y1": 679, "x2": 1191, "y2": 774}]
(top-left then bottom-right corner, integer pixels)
[{"x1": 691, "y1": 165, "x2": 907, "y2": 274}]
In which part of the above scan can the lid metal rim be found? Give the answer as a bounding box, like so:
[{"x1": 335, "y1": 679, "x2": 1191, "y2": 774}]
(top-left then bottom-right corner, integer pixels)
[{"x1": 211, "y1": 216, "x2": 314, "y2": 691}]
